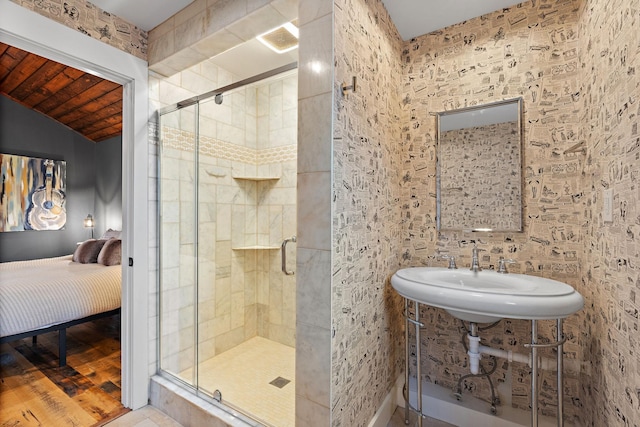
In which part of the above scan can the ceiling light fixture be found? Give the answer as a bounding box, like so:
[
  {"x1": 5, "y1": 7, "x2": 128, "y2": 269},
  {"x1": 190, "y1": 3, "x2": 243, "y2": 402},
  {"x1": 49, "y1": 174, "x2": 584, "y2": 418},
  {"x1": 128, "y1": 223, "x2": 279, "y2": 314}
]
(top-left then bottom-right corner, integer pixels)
[{"x1": 256, "y1": 22, "x2": 299, "y2": 54}]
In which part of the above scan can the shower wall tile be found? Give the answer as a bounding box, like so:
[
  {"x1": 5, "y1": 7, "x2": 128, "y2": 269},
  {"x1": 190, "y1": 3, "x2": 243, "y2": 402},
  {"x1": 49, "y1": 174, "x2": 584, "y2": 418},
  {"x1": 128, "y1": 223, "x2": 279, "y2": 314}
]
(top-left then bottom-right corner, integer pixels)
[
  {"x1": 148, "y1": 0, "x2": 294, "y2": 76},
  {"x1": 298, "y1": 94, "x2": 332, "y2": 173},
  {"x1": 296, "y1": 322, "x2": 331, "y2": 406},
  {"x1": 175, "y1": 12, "x2": 207, "y2": 53},
  {"x1": 296, "y1": 248, "x2": 331, "y2": 329},
  {"x1": 295, "y1": 397, "x2": 330, "y2": 427},
  {"x1": 297, "y1": 172, "x2": 331, "y2": 251},
  {"x1": 298, "y1": 13, "x2": 333, "y2": 99},
  {"x1": 296, "y1": 1, "x2": 333, "y2": 424},
  {"x1": 225, "y1": 4, "x2": 286, "y2": 42},
  {"x1": 298, "y1": 0, "x2": 332, "y2": 26}
]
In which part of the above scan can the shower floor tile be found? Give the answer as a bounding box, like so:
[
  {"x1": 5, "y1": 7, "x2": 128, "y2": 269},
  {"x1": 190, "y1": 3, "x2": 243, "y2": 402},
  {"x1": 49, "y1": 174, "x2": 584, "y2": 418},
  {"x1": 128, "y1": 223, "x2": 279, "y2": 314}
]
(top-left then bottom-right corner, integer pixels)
[{"x1": 197, "y1": 337, "x2": 295, "y2": 427}]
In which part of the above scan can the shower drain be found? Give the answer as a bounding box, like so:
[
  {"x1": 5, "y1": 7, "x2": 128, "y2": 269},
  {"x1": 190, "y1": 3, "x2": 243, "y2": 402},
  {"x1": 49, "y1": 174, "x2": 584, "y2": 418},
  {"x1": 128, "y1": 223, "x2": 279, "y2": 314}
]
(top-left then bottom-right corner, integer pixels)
[{"x1": 269, "y1": 376, "x2": 291, "y2": 388}]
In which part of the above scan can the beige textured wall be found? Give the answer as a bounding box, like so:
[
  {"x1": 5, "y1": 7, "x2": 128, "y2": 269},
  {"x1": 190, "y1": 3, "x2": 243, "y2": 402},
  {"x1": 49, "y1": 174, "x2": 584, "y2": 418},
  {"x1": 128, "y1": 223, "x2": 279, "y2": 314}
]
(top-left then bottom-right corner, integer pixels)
[
  {"x1": 578, "y1": 0, "x2": 640, "y2": 425},
  {"x1": 332, "y1": 0, "x2": 405, "y2": 425},
  {"x1": 400, "y1": 0, "x2": 640, "y2": 425},
  {"x1": 10, "y1": 0, "x2": 147, "y2": 60},
  {"x1": 401, "y1": 0, "x2": 585, "y2": 421}
]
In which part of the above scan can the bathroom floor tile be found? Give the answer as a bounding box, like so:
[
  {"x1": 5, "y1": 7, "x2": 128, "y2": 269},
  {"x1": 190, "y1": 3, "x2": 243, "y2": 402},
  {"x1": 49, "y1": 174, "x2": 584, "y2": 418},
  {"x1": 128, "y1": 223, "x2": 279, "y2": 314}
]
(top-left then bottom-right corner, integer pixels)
[{"x1": 197, "y1": 336, "x2": 295, "y2": 427}]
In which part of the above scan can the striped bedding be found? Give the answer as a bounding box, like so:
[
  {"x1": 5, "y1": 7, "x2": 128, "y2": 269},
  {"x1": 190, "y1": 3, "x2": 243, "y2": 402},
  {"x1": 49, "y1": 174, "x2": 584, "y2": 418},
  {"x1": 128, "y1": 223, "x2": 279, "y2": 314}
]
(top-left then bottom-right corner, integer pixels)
[{"x1": 0, "y1": 255, "x2": 121, "y2": 338}]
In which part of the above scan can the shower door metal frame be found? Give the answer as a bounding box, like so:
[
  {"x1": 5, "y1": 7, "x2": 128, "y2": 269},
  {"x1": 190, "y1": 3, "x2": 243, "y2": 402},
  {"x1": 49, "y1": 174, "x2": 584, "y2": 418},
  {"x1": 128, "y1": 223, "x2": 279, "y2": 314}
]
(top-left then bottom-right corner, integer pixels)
[
  {"x1": 156, "y1": 62, "x2": 298, "y2": 425},
  {"x1": 158, "y1": 62, "x2": 297, "y2": 116}
]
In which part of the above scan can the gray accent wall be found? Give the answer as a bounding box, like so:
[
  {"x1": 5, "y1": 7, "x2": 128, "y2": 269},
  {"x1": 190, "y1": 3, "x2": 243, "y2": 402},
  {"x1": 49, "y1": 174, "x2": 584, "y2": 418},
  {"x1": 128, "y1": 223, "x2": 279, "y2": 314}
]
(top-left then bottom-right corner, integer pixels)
[
  {"x1": 0, "y1": 96, "x2": 122, "y2": 262},
  {"x1": 95, "y1": 136, "x2": 123, "y2": 237}
]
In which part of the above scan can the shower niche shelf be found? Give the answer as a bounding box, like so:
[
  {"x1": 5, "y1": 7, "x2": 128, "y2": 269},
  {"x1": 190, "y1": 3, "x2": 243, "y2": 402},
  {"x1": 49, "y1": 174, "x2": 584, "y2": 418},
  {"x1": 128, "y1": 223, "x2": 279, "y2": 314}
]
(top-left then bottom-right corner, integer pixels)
[
  {"x1": 232, "y1": 175, "x2": 280, "y2": 181},
  {"x1": 232, "y1": 245, "x2": 280, "y2": 250}
]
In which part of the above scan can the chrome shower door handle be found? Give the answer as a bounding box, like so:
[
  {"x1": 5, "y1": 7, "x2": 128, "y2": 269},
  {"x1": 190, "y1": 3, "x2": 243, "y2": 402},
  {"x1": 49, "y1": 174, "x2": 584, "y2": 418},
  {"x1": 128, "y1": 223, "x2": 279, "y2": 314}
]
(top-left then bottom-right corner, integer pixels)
[{"x1": 281, "y1": 236, "x2": 297, "y2": 275}]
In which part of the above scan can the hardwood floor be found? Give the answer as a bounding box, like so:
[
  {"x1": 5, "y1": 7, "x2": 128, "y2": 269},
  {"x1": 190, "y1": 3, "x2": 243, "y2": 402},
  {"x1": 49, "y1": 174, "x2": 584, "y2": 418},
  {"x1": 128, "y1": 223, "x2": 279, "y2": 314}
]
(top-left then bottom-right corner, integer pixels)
[{"x1": 0, "y1": 314, "x2": 127, "y2": 426}]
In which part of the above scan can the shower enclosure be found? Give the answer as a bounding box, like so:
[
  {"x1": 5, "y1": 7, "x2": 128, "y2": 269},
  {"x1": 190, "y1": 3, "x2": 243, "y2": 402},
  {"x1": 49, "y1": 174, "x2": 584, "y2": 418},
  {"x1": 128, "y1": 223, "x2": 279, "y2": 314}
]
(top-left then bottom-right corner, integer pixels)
[{"x1": 158, "y1": 64, "x2": 297, "y2": 427}]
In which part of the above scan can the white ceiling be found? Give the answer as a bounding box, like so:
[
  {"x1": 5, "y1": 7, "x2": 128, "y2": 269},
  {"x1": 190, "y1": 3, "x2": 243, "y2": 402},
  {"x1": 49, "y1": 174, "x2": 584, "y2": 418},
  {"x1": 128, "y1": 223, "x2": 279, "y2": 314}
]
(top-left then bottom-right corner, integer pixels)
[
  {"x1": 89, "y1": 0, "x2": 194, "y2": 31},
  {"x1": 381, "y1": 0, "x2": 525, "y2": 40},
  {"x1": 90, "y1": 0, "x2": 524, "y2": 76}
]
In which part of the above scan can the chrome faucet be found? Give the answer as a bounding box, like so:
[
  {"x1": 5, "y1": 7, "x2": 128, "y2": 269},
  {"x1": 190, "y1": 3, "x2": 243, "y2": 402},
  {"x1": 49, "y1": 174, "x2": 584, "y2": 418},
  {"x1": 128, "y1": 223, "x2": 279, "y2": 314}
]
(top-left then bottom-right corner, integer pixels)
[
  {"x1": 470, "y1": 246, "x2": 485, "y2": 272},
  {"x1": 439, "y1": 254, "x2": 457, "y2": 269},
  {"x1": 497, "y1": 257, "x2": 517, "y2": 274}
]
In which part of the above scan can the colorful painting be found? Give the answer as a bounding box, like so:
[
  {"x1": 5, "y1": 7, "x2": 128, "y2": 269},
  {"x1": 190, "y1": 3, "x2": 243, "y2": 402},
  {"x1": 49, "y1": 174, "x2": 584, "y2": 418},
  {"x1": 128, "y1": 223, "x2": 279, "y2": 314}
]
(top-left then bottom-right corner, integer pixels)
[{"x1": 0, "y1": 154, "x2": 67, "y2": 232}]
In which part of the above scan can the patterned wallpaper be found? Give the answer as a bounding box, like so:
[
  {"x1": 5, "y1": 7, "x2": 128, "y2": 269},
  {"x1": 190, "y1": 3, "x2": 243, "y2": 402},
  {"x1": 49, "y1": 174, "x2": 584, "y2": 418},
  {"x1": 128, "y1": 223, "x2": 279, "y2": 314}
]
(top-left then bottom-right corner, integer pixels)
[
  {"x1": 398, "y1": 0, "x2": 640, "y2": 425},
  {"x1": 400, "y1": 0, "x2": 586, "y2": 421},
  {"x1": 439, "y1": 121, "x2": 522, "y2": 231},
  {"x1": 10, "y1": 0, "x2": 147, "y2": 60},
  {"x1": 332, "y1": 0, "x2": 405, "y2": 425},
  {"x1": 578, "y1": 0, "x2": 640, "y2": 425}
]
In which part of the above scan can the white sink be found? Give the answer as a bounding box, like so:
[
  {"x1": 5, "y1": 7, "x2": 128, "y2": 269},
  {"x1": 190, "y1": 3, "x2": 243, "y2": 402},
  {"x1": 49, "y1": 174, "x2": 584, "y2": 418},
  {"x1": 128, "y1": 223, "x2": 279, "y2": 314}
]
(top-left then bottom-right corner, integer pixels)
[{"x1": 391, "y1": 267, "x2": 584, "y2": 323}]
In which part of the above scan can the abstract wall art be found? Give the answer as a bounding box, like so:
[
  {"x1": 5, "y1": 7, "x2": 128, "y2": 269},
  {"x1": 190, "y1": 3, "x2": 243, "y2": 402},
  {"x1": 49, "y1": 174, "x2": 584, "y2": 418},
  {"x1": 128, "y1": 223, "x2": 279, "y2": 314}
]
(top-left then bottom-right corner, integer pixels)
[{"x1": 0, "y1": 153, "x2": 67, "y2": 232}]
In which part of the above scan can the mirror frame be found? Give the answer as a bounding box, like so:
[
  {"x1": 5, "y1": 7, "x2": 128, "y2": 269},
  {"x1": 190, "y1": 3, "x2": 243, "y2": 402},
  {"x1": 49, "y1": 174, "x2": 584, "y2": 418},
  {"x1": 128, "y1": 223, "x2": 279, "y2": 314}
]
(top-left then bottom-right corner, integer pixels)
[{"x1": 435, "y1": 97, "x2": 524, "y2": 232}]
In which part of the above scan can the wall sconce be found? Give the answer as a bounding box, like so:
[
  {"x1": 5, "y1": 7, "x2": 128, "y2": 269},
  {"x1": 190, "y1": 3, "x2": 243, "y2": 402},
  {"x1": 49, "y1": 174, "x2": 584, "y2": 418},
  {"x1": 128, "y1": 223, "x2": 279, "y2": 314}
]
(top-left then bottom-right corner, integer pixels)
[{"x1": 84, "y1": 214, "x2": 94, "y2": 238}]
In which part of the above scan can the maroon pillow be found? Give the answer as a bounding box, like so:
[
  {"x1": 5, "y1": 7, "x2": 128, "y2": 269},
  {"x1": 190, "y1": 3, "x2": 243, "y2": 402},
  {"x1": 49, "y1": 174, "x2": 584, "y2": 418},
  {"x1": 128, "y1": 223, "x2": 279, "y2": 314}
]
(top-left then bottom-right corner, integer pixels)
[
  {"x1": 73, "y1": 239, "x2": 108, "y2": 263},
  {"x1": 97, "y1": 239, "x2": 122, "y2": 266}
]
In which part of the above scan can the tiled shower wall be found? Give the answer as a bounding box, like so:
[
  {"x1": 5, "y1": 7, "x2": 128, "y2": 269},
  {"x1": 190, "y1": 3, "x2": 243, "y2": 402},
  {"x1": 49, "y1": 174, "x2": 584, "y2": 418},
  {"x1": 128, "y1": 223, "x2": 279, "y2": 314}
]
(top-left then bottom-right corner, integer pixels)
[
  {"x1": 331, "y1": 0, "x2": 405, "y2": 425},
  {"x1": 153, "y1": 62, "x2": 297, "y2": 376}
]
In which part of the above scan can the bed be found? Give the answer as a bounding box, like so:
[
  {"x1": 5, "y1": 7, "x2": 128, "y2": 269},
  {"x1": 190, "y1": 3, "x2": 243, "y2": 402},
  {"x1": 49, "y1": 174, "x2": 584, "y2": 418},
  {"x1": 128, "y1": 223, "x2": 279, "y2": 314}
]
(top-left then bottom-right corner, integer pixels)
[{"x1": 0, "y1": 246, "x2": 121, "y2": 367}]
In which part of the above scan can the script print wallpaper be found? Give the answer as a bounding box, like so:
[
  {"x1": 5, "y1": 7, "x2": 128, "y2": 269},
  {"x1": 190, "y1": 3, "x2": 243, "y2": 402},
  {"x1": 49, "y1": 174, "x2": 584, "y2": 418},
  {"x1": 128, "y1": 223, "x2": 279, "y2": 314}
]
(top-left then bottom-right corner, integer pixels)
[
  {"x1": 400, "y1": 0, "x2": 587, "y2": 422},
  {"x1": 332, "y1": 0, "x2": 405, "y2": 425},
  {"x1": 400, "y1": 0, "x2": 640, "y2": 425},
  {"x1": 578, "y1": 0, "x2": 640, "y2": 425},
  {"x1": 11, "y1": 0, "x2": 147, "y2": 60}
]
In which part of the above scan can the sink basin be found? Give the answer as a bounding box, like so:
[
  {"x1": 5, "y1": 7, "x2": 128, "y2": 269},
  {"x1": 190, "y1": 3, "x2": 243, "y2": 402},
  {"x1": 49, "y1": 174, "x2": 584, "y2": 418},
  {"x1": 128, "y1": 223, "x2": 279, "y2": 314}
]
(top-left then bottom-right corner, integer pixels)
[{"x1": 391, "y1": 267, "x2": 584, "y2": 323}]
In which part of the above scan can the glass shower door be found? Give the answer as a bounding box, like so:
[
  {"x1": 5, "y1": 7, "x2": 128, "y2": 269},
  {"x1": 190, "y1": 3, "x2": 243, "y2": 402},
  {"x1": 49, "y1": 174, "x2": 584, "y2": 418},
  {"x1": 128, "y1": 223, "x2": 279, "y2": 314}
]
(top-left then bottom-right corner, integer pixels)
[{"x1": 159, "y1": 104, "x2": 198, "y2": 386}]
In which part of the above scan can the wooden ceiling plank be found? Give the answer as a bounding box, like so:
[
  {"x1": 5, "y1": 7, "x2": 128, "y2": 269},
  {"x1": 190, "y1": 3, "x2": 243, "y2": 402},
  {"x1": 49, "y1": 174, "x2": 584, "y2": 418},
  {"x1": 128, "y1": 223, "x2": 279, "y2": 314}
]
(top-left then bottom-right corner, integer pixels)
[
  {"x1": 21, "y1": 67, "x2": 86, "y2": 106},
  {"x1": 2, "y1": 43, "x2": 124, "y2": 143},
  {"x1": 88, "y1": 124, "x2": 123, "y2": 142},
  {"x1": 89, "y1": 127, "x2": 122, "y2": 139},
  {"x1": 64, "y1": 99, "x2": 123, "y2": 129},
  {"x1": 34, "y1": 72, "x2": 103, "y2": 113},
  {"x1": 77, "y1": 113, "x2": 122, "y2": 135},
  {"x1": 10, "y1": 61, "x2": 67, "y2": 103},
  {"x1": 47, "y1": 79, "x2": 121, "y2": 119},
  {"x1": 77, "y1": 117, "x2": 122, "y2": 135},
  {"x1": 0, "y1": 54, "x2": 48, "y2": 94},
  {"x1": 0, "y1": 47, "x2": 30, "y2": 83},
  {"x1": 58, "y1": 95, "x2": 120, "y2": 124}
]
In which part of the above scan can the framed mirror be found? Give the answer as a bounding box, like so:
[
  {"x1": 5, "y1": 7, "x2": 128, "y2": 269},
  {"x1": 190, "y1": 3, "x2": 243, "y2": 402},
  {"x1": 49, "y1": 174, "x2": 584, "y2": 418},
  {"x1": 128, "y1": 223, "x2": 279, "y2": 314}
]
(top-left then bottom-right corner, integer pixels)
[{"x1": 436, "y1": 98, "x2": 523, "y2": 232}]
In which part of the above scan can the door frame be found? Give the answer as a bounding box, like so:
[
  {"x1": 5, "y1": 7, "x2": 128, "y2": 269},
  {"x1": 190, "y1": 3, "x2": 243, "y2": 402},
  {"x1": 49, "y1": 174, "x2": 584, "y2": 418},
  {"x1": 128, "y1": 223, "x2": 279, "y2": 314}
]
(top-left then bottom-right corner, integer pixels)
[{"x1": 0, "y1": 2, "x2": 150, "y2": 409}]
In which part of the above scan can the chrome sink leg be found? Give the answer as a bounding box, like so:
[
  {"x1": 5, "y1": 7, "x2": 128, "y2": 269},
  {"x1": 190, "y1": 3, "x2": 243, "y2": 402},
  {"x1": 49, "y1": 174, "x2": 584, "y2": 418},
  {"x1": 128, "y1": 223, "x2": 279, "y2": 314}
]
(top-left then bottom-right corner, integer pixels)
[
  {"x1": 531, "y1": 320, "x2": 538, "y2": 427},
  {"x1": 557, "y1": 319, "x2": 564, "y2": 427},
  {"x1": 415, "y1": 302, "x2": 422, "y2": 427},
  {"x1": 404, "y1": 299, "x2": 410, "y2": 425},
  {"x1": 404, "y1": 299, "x2": 424, "y2": 426}
]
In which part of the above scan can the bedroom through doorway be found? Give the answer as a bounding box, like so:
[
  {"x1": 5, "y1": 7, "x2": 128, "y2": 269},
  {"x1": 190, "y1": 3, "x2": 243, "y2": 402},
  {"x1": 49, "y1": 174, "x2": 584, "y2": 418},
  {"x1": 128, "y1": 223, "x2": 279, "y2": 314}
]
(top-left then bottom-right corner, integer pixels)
[{"x1": 0, "y1": 41, "x2": 127, "y2": 425}]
